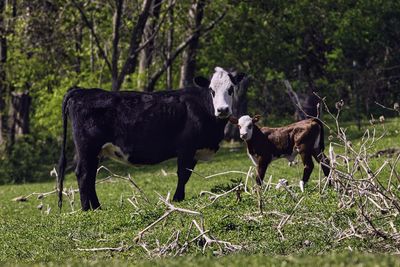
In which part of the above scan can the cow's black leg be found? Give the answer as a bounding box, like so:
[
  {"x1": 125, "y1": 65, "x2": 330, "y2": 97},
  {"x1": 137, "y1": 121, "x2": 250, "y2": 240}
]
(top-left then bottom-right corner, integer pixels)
[
  {"x1": 76, "y1": 159, "x2": 90, "y2": 211},
  {"x1": 88, "y1": 158, "x2": 101, "y2": 210},
  {"x1": 76, "y1": 156, "x2": 100, "y2": 211},
  {"x1": 173, "y1": 153, "x2": 197, "y2": 202}
]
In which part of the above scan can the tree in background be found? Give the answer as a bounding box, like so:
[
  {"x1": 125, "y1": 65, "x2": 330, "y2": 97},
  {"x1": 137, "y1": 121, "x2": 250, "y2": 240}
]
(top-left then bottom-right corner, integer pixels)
[
  {"x1": 0, "y1": 0, "x2": 7, "y2": 146},
  {"x1": 137, "y1": 0, "x2": 162, "y2": 91},
  {"x1": 179, "y1": 0, "x2": 206, "y2": 88}
]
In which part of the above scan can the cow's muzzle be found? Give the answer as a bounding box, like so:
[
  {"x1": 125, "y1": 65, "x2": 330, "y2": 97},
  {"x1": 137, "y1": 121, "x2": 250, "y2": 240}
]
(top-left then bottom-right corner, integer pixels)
[{"x1": 216, "y1": 107, "x2": 231, "y2": 118}]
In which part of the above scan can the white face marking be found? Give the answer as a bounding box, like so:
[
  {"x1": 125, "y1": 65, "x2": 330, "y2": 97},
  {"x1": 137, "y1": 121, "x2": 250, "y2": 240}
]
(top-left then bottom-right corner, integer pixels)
[
  {"x1": 238, "y1": 115, "x2": 253, "y2": 141},
  {"x1": 100, "y1": 143, "x2": 130, "y2": 164},
  {"x1": 209, "y1": 67, "x2": 236, "y2": 118},
  {"x1": 194, "y1": 148, "x2": 215, "y2": 161}
]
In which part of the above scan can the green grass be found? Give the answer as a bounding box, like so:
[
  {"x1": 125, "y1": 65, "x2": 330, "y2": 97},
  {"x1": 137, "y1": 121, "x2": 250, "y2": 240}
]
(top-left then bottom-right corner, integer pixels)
[{"x1": 0, "y1": 118, "x2": 399, "y2": 266}]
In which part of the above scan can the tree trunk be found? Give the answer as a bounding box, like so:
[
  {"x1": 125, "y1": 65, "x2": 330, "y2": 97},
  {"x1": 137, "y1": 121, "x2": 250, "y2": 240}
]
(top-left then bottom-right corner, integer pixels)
[
  {"x1": 225, "y1": 75, "x2": 249, "y2": 141},
  {"x1": 179, "y1": 0, "x2": 205, "y2": 88},
  {"x1": 284, "y1": 80, "x2": 320, "y2": 121},
  {"x1": 113, "y1": 0, "x2": 153, "y2": 91},
  {"x1": 8, "y1": 92, "x2": 31, "y2": 147},
  {"x1": 74, "y1": 23, "x2": 83, "y2": 73},
  {"x1": 111, "y1": 0, "x2": 124, "y2": 91},
  {"x1": 138, "y1": 0, "x2": 162, "y2": 91},
  {"x1": 144, "y1": 5, "x2": 225, "y2": 92},
  {"x1": 73, "y1": 0, "x2": 153, "y2": 92},
  {"x1": 0, "y1": 0, "x2": 7, "y2": 146},
  {"x1": 166, "y1": 0, "x2": 174, "y2": 90}
]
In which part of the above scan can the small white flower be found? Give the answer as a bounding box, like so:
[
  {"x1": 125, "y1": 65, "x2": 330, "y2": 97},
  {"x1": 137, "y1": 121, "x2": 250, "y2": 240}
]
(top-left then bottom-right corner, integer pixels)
[{"x1": 276, "y1": 179, "x2": 288, "y2": 189}]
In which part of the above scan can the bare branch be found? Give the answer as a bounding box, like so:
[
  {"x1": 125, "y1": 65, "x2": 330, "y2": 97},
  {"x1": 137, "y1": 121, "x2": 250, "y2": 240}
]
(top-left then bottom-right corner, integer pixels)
[
  {"x1": 375, "y1": 101, "x2": 400, "y2": 115},
  {"x1": 199, "y1": 183, "x2": 243, "y2": 207},
  {"x1": 134, "y1": 192, "x2": 202, "y2": 242},
  {"x1": 71, "y1": 0, "x2": 112, "y2": 72},
  {"x1": 144, "y1": 10, "x2": 226, "y2": 91},
  {"x1": 115, "y1": 0, "x2": 153, "y2": 91}
]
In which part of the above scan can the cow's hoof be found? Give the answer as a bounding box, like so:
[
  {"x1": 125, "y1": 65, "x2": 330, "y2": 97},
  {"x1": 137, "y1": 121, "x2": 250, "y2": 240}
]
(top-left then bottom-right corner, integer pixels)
[{"x1": 173, "y1": 195, "x2": 184, "y2": 202}]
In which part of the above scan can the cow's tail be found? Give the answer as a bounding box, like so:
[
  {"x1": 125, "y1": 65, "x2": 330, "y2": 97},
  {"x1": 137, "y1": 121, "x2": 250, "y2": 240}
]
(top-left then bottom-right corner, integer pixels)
[
  {"x1": 314, "y1": 118, "x2": 325, "y2": 151},
  {"x1": 57, "y1": 87, "x2": 78, "y2": 210}
]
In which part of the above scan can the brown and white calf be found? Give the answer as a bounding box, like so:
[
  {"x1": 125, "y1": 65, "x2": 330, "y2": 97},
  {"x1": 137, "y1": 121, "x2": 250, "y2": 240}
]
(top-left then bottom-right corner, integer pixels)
[{"x1": 230, "y1": 115, "x2": 331, "y2": 191}]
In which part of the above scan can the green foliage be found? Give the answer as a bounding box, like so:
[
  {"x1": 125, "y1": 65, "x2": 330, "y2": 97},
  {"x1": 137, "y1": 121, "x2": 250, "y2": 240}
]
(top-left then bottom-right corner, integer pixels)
[
  {"x1": 0, "y1": 134, "x2": 58, "y2": 184},
  {"x1": 199, "y1": 0, "x2": 400, "y2": 117}
]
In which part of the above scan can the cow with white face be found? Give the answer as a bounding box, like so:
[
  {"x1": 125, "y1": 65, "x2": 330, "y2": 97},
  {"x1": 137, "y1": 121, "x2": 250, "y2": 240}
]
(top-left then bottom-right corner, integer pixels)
[
  {"x1": 58, "y1": 67, "x2": 246, "y2": 210},
  {"x1": 210, "y1": 67, "x2": 237, "y2": 118},
  {"x1": 195, "y1": 67, "x2": 245, "y2": 118}
]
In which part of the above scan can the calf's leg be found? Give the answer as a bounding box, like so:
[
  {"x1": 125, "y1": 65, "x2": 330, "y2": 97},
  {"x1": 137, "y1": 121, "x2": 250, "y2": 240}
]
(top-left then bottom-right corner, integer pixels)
[
  {"x1": 312, "y1": 150, "x2": 331, "y2": 177},
  {"x1": 299, "y1": 153, "x2": 314, "y2": 192},
  {"x1": 173, "y1": 152, "x2": 197, "y2": 202},
  {"x1": 256, "y1": 158, "x2": 270, "y2": 186}
]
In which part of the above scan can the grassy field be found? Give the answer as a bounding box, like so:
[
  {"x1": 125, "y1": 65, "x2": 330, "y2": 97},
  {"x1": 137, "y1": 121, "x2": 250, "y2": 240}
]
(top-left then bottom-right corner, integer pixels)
[{"x1": 1, "y1": 117, "x2": 399, "y2": 266}]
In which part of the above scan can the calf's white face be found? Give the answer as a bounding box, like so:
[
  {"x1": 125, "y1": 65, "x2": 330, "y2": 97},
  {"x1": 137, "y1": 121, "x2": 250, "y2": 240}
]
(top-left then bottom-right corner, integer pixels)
[{"x1": 238, "y1": 115, "x2": 254, "y2": 141}]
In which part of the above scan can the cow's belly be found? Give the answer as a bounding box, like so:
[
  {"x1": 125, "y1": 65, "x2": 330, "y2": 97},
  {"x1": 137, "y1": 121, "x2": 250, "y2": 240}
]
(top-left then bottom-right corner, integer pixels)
[
  {"x1": 269, "y1": 149, "x2": 298, "y2": 164},
  {"x1": 275, "y1": 150, "x2": 298, "y2": 165},
  {"x1": 284, "y1": 150, "x2": 298, "y2": 163},
  {"x1": 194, "y1": 148, "x2": 215, "y2": 161}
]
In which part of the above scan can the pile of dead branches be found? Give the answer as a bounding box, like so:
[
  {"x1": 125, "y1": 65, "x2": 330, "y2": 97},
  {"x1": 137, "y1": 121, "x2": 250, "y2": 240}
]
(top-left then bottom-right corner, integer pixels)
[{"x1": 317, "y1": 98, "x2": 400, "y2": 248}]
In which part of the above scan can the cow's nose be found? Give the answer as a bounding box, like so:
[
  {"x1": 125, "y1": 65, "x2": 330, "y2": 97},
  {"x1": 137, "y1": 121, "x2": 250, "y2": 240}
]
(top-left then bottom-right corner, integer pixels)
[
  {"x1": 217, "y1": 107, "x2": 229, "y2": 115},
  {"x1": 240, "y1": 133, "x2": 247, "y2": 140}
]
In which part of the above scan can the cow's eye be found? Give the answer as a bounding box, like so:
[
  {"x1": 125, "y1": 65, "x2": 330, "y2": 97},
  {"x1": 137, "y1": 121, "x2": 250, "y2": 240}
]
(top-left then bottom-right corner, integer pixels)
[
  {"x1": 238, "y1": 125, "x2": 241, "y2": 129},
  {"x1": 228, "y1": 86, "x2": 234, "y2": 96},
  {"x1": 248, "y1": 124, "x2": 253, "y2": 130},
  {"x1": 209, "y1": 88, "x2": 215, "y2": 97}
]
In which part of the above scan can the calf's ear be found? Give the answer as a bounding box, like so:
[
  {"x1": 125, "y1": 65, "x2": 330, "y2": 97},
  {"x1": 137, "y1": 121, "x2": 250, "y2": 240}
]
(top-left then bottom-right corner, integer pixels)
[
  {"x1": 193, "y1": 76, "x2": 210, "y2": 88},
  {"x1": 228, "y1": 116, "x2": 239, "y2": 125},
  {"x1": 252, "y1": 114, "x2": 261, "y2": 123}
]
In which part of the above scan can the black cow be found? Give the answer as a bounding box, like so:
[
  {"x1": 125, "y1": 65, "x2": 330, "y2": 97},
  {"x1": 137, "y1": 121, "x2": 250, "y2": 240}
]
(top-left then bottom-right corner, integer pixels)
[{"x1": 58, "y1": 67, "x2": 245, "y2": 210}]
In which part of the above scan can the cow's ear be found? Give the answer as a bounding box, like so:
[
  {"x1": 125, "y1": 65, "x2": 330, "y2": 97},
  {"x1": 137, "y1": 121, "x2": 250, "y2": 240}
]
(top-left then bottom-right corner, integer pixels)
[
  {"x1": 252, "y1": 114, "x2": 261, "y2": 123},
  {"x1": 193, "y1": 76, "x2": 210, "y2": 88},
  {"x1": 229, "y1": 116, "x2": 239, "y2": 125},
  {"x1": 229, "y1": 72, "x2": 246, "y2": 85}
]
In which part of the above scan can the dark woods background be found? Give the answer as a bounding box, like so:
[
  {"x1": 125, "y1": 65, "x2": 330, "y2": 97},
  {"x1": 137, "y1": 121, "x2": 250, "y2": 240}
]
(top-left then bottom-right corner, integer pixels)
[{"x1": 0, "y1": 0, "x2": 399, "y2": 183}]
